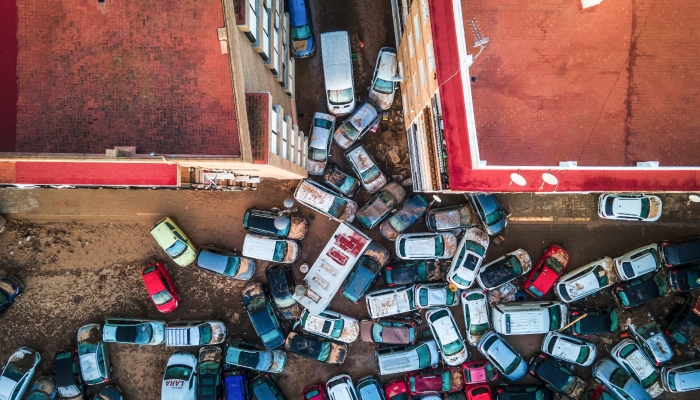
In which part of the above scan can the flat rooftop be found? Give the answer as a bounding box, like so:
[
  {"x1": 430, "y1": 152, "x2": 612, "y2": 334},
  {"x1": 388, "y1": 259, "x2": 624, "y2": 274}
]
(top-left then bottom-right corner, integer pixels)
[
  {"x1": 463, "y1": 0, "x2": 700, "y2": 167},
  {"x1": 12, "y1": 0, "x2": 240, "y2": 156}
]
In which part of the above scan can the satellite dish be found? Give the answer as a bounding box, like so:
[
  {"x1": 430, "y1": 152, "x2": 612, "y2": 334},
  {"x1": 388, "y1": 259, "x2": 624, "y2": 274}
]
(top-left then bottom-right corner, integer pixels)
[
  {"x1": 284, "y1": 198, "x2": 295, "y2": 208},
  {"x1": 274, "y1": 216, "x2": 289, "y2": 230},
  {"x1": 432, "y1": 195, "x2": 442, "y2": 203},
  {"x1": 510, "y1": 173, "x2": 527, "y2": 186},
  {"x1": 542, "y1": 173, "x2": 559, "y2": 185},
  {"x1": 689, "y1": 195, "x2": 700, "y2": 203},
  {"x1": 294, "y1": 285, "x2": 307, "y2": 297}
]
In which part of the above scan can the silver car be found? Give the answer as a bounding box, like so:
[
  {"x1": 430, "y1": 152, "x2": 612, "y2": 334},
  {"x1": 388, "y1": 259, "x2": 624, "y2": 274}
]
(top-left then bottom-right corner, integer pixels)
[
  {"x1": 395, "y1": 232, "x2": 458, "y2": 260},
  {"x1": 461, "y1": 290, "x2": 490, "y2": 346},
  {"x1": 368, "y1": 47, "x2": 399, "y2": 110},
  {"x1": 345, "y1": 144, "x2": 387, "y2": 193},
  {"x1": 356, "y1": 182, "x2": 406, "y2": 229},
  {"x1": 661, "y1": 359, "x2": 700, "y2": 393},
  {"x1": 447, "y1": 227, "x2": 489, "y2": 289},
  {"x1": 613, "y1": 244, "x2": 661, "y2": 281},
  {"x1": 541, "y1": 331, "x2": 596, "y2": 366},
  {"x1": 593, "y1": 358, "x2": 652, "y2": 400},
  {"x1": 476, "y1": 330, "x2": 526, "y2": 382},
  {"x1": 306, "y1": 112, "x2": 336, "y2": 175},
  {"x1": 0, "y1": 348, "x2": 41, "y2": 400},
  {"x1": 426, "y1": 307, "x2": 468, "y2": 366},
  {"x1": 77, "y1": 324, "x2": 111, "y2": 385},
  {"x1": 333, "y1": 100, "x2": 382, "y2": 149},
  {"x1": 554, "y1": 257, "x2": 617, "y2": 303},
  {"x1": 610, "y1": 339, "x2": 664, "y2": 397}
]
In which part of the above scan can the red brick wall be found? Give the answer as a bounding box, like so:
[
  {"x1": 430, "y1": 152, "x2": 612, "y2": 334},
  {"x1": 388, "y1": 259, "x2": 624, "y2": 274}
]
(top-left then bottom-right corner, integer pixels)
[{"x1": 245, "y1": 93, "x2": 270, "y2": 164}]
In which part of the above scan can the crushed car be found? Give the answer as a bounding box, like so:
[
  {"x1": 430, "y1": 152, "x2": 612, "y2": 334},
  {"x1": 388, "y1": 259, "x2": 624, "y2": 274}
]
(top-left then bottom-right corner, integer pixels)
[
  {"x1": 341, "y1": 243, "x2": 390, "y2": 303},
  {"x1": 284, "y1": 332, "x2": 347, "y2": 365},
  {"x1": 333, "y1": 100, "x2": 382, "y2": 149},
  {"x1": 298, "y1": 309, "x2": 359, "y2": 343}
]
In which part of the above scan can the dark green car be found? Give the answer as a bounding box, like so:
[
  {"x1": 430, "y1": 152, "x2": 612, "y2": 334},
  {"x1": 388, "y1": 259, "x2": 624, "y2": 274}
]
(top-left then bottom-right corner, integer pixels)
[
  {"x1": 614, "y1": 272, "x2": 668, "y2": 309},
  {"x1": 250, "y1": 373, "x2": 287, "y2": 400}
]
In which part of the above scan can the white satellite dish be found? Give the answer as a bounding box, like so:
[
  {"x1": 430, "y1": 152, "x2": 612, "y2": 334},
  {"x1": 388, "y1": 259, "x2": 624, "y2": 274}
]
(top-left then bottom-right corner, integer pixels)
[
  {"x1": 542, "y1": 173, "x2": 559, "y2": 185},
  {"x1": 689, "y1": 195, "x2": 700, "y2": 203},
  {"x1": 284, "y1": 198, "x2": 295, "y2": 208},
  {"x1": 274, "y1": 216, "x2": 290, "y2": 230},
  {"x1": 510, "y1": 173, "x2": 527, "y2": 186}
]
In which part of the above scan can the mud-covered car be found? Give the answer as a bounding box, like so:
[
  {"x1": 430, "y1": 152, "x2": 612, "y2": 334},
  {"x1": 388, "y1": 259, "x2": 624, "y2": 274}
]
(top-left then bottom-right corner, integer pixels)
[
  {"x1": 365, "y1": 286, "x2": 418, "y2": 319},
  {"x1": 288, "y1": 0, "x2": 315, "y2": 57},
  {"x1": 426, "y1": 204, "x2": 472, "y2": 232},
  {"x1": 613, "y1": 272, "x2": 668, "y2": 309},
  {"x1": 426, "y1": 308, "x2": 468, "y2": 366},
  {"x1": 461, "y1": 290, "x2": 490, "y2": 346},
  {"x1": 0, "y1": 275, "x2": 24, "y2": 317},
  {"x1": 462, "y1": 360, "x2": 499, "y2": 385},
  {"x1": 668, "y1": 264, "x2": 700, "y2": 292},
  {"x1": 141, "y1": 262, "x2": 179, "y2": 313},
  {"x1": 242, "y1": 234, "x2": 299, "y2": 264},
  {"x1": 405, "y1": 367, "x2": 464, "y2": 395},
  {"x1": 447, "y1": 228, "x2": 489, "y2": 289},
  {"x1": 54, "y1": 349, "x2": 84, "y2": 400},
  {"x1": 103, "y1": 317, "x2": 165, "y2": 345},
  {"x1": 341, "y1": 243, "x2": 390, "y2": 303},
  {"x1": 306, "y1": 112, "x2": 336, "y2": 175},
  {"x1": 197, "y1": 346, "x2": 223, "y2": 400},
  {"x1": 242, "y1": 282, "x2": 285, "y2": 349},
  {"x1": 24, "y1": 376, "x2": 57, "y2": 400},
  {"x1": 384, "y1": 260, "x2": 441, "y2": 287},
  {"x1": 661, "y1": 359, "x2": 700, "y2": 393},
  {"x1": 77, "y1": 324, "x2": 111, "y2": 385},
  {"x1": 356, "y1": 182, "x2": 406, "y2": 229},
  {"x1": 284, "y1": 332, "x2": 347, "y2": 365},
  {"x1": 554, "y1": 257, "x2": 617, "y2": 303},
  {"x1": 94, "y1": 385, "x2": 124, "y2": 400},
  {"x1": 161, "y1": 352, "x2": 197, "y2": 400},
  {"x1": 395, "y1": 232, "x2": 458, "y2": 260},
  {"x1": 610, "y1": 339, "x2": 664, "y2": 398},
  {"x1": 0, "y1": 348, "x2": 40, "y2": 400},
  {"x1": 540, "y1": 331, "x2": 596, "y2": 366},
  {"x1": 627, "y1": 321, "x2": 673, "y2": 366},
  {"x1": 466, "y1": 194, "x2": 507, "y2": 235},
  {"x1": 224, "y1": 339, "x2": 286, "y2": 373},
  {"x1": 266, "y1": 264, "x2": 301, "y2": 320},
  {"x1": 294, "y1": 179, "x2": 358, "y2": 223},
  {"x1": 597, "y1": 194, "x2": 662, "y2": 222},
  {"x1": 415, "y1": 283, "x2": 459, "y2": 309},
  {"x1": 523, "y1": 245, "x2": 569, "y2": 299},
  {"x1": 568, "y1": 307, "x2": 619, "y2": 336},
  {"x1": 369, "y1": 47, "x2": 399, "y2": 110},
  {"x1": 333, "y1": 100, "x2": 382, "y2": 149},
  {"x1": 243, "y1": 208, "x2": 308, "y2": 240},
  {"x1": 528, "y1": 353, "x2": 586, "y2": 399},
  {"x1": 593, "y1": 358, "x2": 652, "y2": 400},
  {"x1": 165, "y1": 321, "x2": 227, "y2": 346},
  {"x1": 380, "y1": 194, "x2": 429, "y2": 241},
  {"x1": 323, "y1": 163, "x2": 361, "y2": 198},
  {"x1": 150, "y1": 217, "x2": 197, "y2": 267},
  {"x1": 359, "y1": 320, "x2": 416, "y2": 344},
  {"x1": 195, "y1": 247, "x2": 256, "y2": 281},
  {"x1": 345, "y1": 144, "x2": 387, "y2": 193},
  {"x1": 298, "y1": 309, "x2": 359, "y2": 343},
  {"x1": 477, "y1": 249, "x2": 532, "y2": 290},
  {"x1": 614, "y1": 244, "x2": 661, "y2": 281},
  {"x1": 476, "y1": 331, "x2": 527, "y2": 382},
  {"x1": 664, "y1": 296, "x2": 700, "y2": 347}
]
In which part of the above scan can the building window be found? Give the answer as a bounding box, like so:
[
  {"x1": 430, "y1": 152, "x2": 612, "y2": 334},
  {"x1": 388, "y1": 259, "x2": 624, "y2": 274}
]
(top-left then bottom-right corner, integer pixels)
[
  {"x1": 303, "y1": 136, "x2": 308, "y2": 168},
  {"x1": 426, "y1": 42, "x2": 436, "y2": 73},
  {"x1": 290, "y1": 125, "x2": 296, "y2": 163},
  {"x1": 419, "y1": 58, "x2": 426, "y2": 86},
  {"x1": 398, "y1": 61, "x2": 404, "y2": 80},
  {"x1": 413, "y1": 15, "x2": 421, "y2": 41},
  {"x1": 246, "y1": 0, "x2": 258, "y2": 42},
  {"x1": 413, "y1": 72, "x2": 418, "y2": 98},
  {"x1": 270, "y1": 107, "x2": 279, "y2": 154},
  {"x1": 408, "y1": 33, "x2": 414, "y2": 57},
  {"x1": 272, "y1": 0, "x2": 281, "y2": 74},
  {"x1": 421, "y1": 0, "x2": 430, "y2": 24},
  {"x1": 282, "y1": 118, "x2": 288, "y2": 159},
  {"x1": 297, "y1": 131, "x2": 303, "y2": 165},
  {"x1": 261, "y1": 0, "x2": 271, "y2": 61}
]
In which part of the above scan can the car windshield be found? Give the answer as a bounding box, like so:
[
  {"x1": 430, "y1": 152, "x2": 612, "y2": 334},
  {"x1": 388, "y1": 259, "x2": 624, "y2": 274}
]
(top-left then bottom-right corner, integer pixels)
[
  {"x1": 199, "y1": 324, "x2": 213, "y2": 344},
  {"x1": 58, "y1": 384, "x2": 80, "y2": 398},
  {"x1": 528, "y1": 285, "x2": 544, "y2": 297},
  {"x1": 605, "y1": 197, "x2": 615, "y2": 216},
  {"x1": 470, "y1": 322, "x2": 490, "y2": 336},
  {"x1": 291, "y1": 24, "x2": 312, "y2": 40},
  {"x1": 434, "y1": 236, "x2": 445, "y2": 256},
  {"x1": 116, "y1": 324, "x2": 152, "y2": 343},
  {"x1": 317, "y1": 342, "x2": 332, "y2": 361},
  {"x1": 594, "y1": 266, "x2": 609, "y2": 286},
  {"x1": 442, "y1": 338, "x2": 464, "y2": 356},
  {"x1": 484, "y1": 208, "x2": 504, "y2": 226},
  {"x1": 545, "y1": 258, "x2": 564, "y2": 274},
  {"x1": 237, "y1": 351, "x2": 262, "y2": 368},
  {"x1": 164, "y1": 365, "x2": 193, "y2": 381},
  {"x1": 273, "y1": 241, "x2": 287, "y2": 262},
  {"x1": 504, "y1": 354, "x2": 523, "y2": 375},
  {"x1": 152, "y1": 290, "x2": 173, "y2": 305},
  {"x1": 640, "y1": 197, "x2": 650, "y2": 218},
  {"x1": 309, "y1": 147, "x2": 327, "y2": 162},
  {"x1": 609, "y1": 368, "x2": 629, "y2": 389},
  {"x1": 373, "y1": 78, "x2": 394, "y2": 94},
  {"x1": 416, "y1": 344, "x2": 433, "y2": 367},
  {"x1": 3, "y1": 364, "x2": 24, "y2": 382},
  {"x1": 328, "y1": 197, "x2": 348, "y2": 219},
  {"x1": 622, "y1": 262, "x2": 635, "y2": 278},
  {"x1": 575, "y1": 346, "x2": 590, "y2": 364},
  {"x1": 339, "y1": 122, "x2": 360, "y2": 142},
  {"x1": 548, "y1": 305, "x2": 561, "y2": 330},
  {"x1": 328, "y1": 89, "x2": 354, "y2": 105},
  {"x1": 166, "y1": 240, "x2": 187, "y2": 257},
  {"x1": 260, "y1": 329, "x2": 282, "y2": 345},
  {"x1": 360, "y1": 166, "x2": 381, "y2": 183},
  {"x1": 78, "y1": 342, "x2": 97, "y2": 356},
  {"x1": 389, "y1": 196, "x2": 427, "y2": 232},
  {"x1": 224, "y1": 257, "x2": 241, "y2": 276}
]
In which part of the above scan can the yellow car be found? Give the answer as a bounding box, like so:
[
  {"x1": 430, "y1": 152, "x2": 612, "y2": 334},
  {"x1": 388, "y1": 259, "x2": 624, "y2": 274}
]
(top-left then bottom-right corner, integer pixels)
[{"x1": 150, "y1": 217, "x2": 197, "y2": 266}]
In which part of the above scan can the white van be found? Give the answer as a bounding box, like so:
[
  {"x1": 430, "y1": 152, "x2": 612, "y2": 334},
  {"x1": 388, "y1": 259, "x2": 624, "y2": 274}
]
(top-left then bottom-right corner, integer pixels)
[
  {"x1": 321, "y1": 31, "x2": 355, "y2": 115},
  {"x1": 241, "y1": 234, "x2": 299, "y2": 264},
  {"x1": 375, "y1": 341, "x2": 439, "y2": 375},
  {"x1": 491, "y1": 301, "x2": 567, "y2": 335}
]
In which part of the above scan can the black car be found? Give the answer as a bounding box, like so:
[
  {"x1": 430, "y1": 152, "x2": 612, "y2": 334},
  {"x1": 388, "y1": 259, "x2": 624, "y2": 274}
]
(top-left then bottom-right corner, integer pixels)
[
  {"x1": 528, "y1": 353, "x2": 585, "y2": 398},
  {"x1": 569, "y1": 307, "x2": 619, "y2": 335},
  {"x1": 266, "y1": 264, "x2": 301, "y2": 320},
  {"x1": 383, "y1": 260, "x2": 441, "y2": 287},
  {"x1": 0, "y1": 275, "x2": 24, "y2": 316},
  {"x1": 613, "y1": 272, "x2": 668, "y2": 309},
  {"x1": 242, "y1": 282, "x2": 285, "y2": 349},
  {"x1": 494, "y1": 385, "x2": 554, "y2": 400},
  {"x1": 243, "y1": 208, "x2": 308, "y2": 240},
  {"x1": 54, "y1": 349, "x2": 85, "y2": 400},
  {"x1": 94, "y1": 385, "x2": 125, "y2": 400},
  {"x1": 341, "y1": 243, "x2": 390, "y2": 303},
  {"x1": 198, "y1": 346, "x2": 222, "y2": 400},
  {"x1": 284, "y1": 332, "x2": 347, "y2": 365},
  {"x1": 323, "y1": 163, "x2": 361, "y2": 198},
  {"x1": 661, "y1": 235, "x2": 700, "y2": 267},
  {"x1": 668, "y1": 264, "x2": 700, "y2": 292},
  {"x1": 665, "y1": 296, "x2": 700, "y2": 347}
]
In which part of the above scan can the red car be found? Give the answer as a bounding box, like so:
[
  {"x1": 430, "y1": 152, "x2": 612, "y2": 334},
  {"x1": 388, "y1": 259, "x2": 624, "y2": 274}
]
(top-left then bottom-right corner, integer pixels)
[
  {"x1": 141, "y1": 262, "x2": 179, "y2": 313},
  {"x1": 522, "y1": 245, "x2": 569, "y2": 298},
  {"x1": 385, "y1": 379, "x2": 412, "y2": 400},
  {"x1": 303, "y1": 384, "x2": 328, "y2": 400},
  {"x1": 466, "y1": 384, "x2": 492, "y2": 400},
  {"x1": 462, "y1": 360, "x2": 499, "y2": 385},
  {"x1": 405, "y1": 367, "x2": 464, "y2": 395}
]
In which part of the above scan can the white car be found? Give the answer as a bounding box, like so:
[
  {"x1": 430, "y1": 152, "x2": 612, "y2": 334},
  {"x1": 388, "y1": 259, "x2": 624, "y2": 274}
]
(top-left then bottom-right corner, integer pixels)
[
  {"x1": 476, "y1": 331, "x2": 527, "y2": 382},
  {"x1": 461, "y1": 290, "x2": 490, "y2": 346},
  {"x1": 345, "y1": 145, "x2": 387, "y2": 194},
  {"x1": 598, "y1": 194, "x2": 662, "y2": 222},
  {"x1": 103, "y1": 317, "x2": 166, "y2": 345},
  {"x1": 241, "y1": 234, "x2": 299, "y2": 264},
  {"x1": 447, "y1": 227, "x2": 489, "y2": 289},
  {"x1": 611, "y1": 339, "x2": 664, "y2": 398},
  {"x1": 161, "y1": 352, "x2": 197, "y2": 400},
  {"x1": 554, "y1": 257, "x2": 617, "y2": 303},
  {"x1": 661, "y1": 359, "x2": 700, "y2": 393},
  {"x1": 77, "y1": 324, "x2": 111, "y2": 385},
  {"x1": 426, "y1": 308, "x2": 468, "y2": 366},
  {"x1": 306, "y1": 112, "x2": 336, "y2": 176},
  {"x1": 593, "y1": 358, "x2": 652, "y2": 400},
  {"x1": 613, "y1": 244, "x2": 661, "y2": 281},
  {"x1": 395, "y1": 232, "x2": 457, "y2": 260},
  {"x1": 368, "y1": 47, "x2": 399, "y2": 110},
  {"x1": 541, "y1": 331, "x2": 596, "y2": 366},
  {"x1": 0, "y1": 348, "x2": 40, "y2": 400},
  {"x1": 298, "y1": 309, "x2": 359, "y2": 343},
  {"x1": 365, "y1": 286, "x2": 418, "y2": 319},
  {"x1": 326, "y1": 374, "x2": 358, "y2": 400},
  {"x1": 414, "y1": 283, "x2": 459, "y2": 309}
]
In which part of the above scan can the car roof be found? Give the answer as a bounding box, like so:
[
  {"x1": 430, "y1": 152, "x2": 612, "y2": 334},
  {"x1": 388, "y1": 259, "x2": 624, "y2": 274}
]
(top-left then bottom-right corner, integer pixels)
[
  {"x1": 142, "y1": 269, "x2": 167, "y2": 293},
  {"x1": 287, "y1": 0, "x2": 309, "y2": 26},
  {"x1": 474, "y1": 194, "x2": 499, "y2": 213},
  {"x1": 375, "y1": 49, "x2": 397, "y2": 81}
]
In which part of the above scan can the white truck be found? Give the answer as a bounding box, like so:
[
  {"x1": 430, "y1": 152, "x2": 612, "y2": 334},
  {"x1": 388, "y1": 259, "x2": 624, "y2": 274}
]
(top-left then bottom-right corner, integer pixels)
[
  {"x1": 165, "y1": 321, "x2": 227, "y2": 347},
  {"x1": 293, "y1": 223, "x2": 371, "y2": 315}
]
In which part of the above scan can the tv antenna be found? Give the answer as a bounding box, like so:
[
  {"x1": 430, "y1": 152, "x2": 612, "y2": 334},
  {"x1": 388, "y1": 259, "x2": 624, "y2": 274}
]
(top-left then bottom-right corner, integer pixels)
[{"x1": 468, "y1": 19, "x2": 489, "y2": 61}]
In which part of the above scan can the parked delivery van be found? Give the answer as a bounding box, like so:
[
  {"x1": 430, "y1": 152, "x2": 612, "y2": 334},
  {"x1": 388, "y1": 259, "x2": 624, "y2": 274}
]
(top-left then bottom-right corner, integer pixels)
[{"x1": 321, "y1": 31, "x2": 355, "y2": 115}]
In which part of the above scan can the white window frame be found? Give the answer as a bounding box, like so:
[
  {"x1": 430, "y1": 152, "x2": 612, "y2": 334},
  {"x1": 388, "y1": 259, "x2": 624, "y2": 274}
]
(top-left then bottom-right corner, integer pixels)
[
  {"x1": 270, "y1": 107, "x2": 280, "y2": 154},
  {"x1": 408, "y1": 33, "x2": 414, "y2": 57},
  {"x1": 282, "y1": 118, "x2": 288, "y2": 159},
  {"x1": 419, "y1": 58, "x2": 426, "y2": 86},
  {"x1": 413, "y1": 15, "x2": 421, "y2": 41},
  {"x1": 426, "y1": 42, "x2": 436, "y2": 73}
]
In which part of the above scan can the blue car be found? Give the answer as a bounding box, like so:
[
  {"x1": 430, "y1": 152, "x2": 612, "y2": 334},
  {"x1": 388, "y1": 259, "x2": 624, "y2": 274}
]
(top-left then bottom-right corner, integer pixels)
[
  {"x1": 466, "y1": 194, "x2": 507, "y2": 235},
  {"x1": 242, "y1": 282, "x2": 285, "y2": 349},
  {"x1": 0, "y1": 275, "x2": 24, "y2": 316},
  {"x1": 287, "y1": 0, "x2": 315, "y2": 57},
  {"x1": 341, "y1": 243, "x2": 390, "y2": 303},
  {"x1": 379, "y1": 194, "x2": 428, "y2": 241},
  {"x1": 223, "y1": 369, "x2": 248, "y2": 400}
]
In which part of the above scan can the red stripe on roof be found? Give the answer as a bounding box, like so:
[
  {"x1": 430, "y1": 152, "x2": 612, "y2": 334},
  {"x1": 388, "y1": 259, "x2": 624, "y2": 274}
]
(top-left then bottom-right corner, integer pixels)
[{"x1": 14, "y1": 162, "x2": 178, "y2": 186}]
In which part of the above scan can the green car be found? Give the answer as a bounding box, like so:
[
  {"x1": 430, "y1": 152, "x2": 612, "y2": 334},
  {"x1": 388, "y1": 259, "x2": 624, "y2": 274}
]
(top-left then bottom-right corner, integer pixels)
[
  {"x1": 614, "y1": 272, "x2": 668, "y2": 309},
  {"x1": 250, "y1": 374, "x2": 287, "y2": 400},
  {"x1": 150, "y1": 217, "x2": 197, "y2": 266}
]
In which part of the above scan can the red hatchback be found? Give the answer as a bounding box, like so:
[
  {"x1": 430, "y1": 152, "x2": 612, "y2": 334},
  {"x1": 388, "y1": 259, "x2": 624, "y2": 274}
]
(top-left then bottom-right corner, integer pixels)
[
  {"x1": 406, "y1": 367, "x2": 464, "y2": 395},
  {"x1": 466, "y1": 384, "x2": 492, "y2": 400},
  {"x1": 141, "y1": 262, "x2": 179, "y2": 313},
  {"x1": 523, "y1": 245, "x2": 569, "y2": 298},
  {"x1": 303, "y1": 384, "x2": 328, "y2": 400},
  {"x1": 385, "y1": 379, "x2": 412, "y2": 400},
  {"x1": 462, "y1": 360, "x2": 499, "y2": 385}
]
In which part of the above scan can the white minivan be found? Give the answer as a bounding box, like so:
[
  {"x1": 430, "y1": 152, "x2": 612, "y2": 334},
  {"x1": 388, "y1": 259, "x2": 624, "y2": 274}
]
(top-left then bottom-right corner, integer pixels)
[
  {"x1": 241, "y1": 234, "x2": 299, "y2": 264},
  {"x1": 321, "y1": 31, "x2": 355, "y2": 115},
  {"x1": 491, "y1": 301, "x2": 567, "y2": 335}
]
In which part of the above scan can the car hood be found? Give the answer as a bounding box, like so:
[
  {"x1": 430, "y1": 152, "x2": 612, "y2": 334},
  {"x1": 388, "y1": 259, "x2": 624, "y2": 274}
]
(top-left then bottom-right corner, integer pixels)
[{"x1": 79, "y1": 353, "x2": 102, "y2": 381}]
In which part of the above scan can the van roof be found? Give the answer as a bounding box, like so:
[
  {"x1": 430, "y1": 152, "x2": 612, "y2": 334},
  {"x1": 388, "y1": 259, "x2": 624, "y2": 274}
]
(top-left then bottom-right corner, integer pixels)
[
  {"x1": 675, "y1": 368, "x2": 700, "y2": 391},
  {"x1": 321, "y1": 32, "x2": 352, "y2": 90},
  {"x1": 242, "y1": 235, "x2": 276, "y2": 258},
  {"x1": 493, "y1": 304, "x2": 552, "y2": 334}
]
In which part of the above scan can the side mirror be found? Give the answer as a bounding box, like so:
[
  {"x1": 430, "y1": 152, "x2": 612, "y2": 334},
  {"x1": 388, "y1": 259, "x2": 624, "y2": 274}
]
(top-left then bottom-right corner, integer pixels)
[{"x1": 389, "y1": 75, "x2": 404, "y2": 82}]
